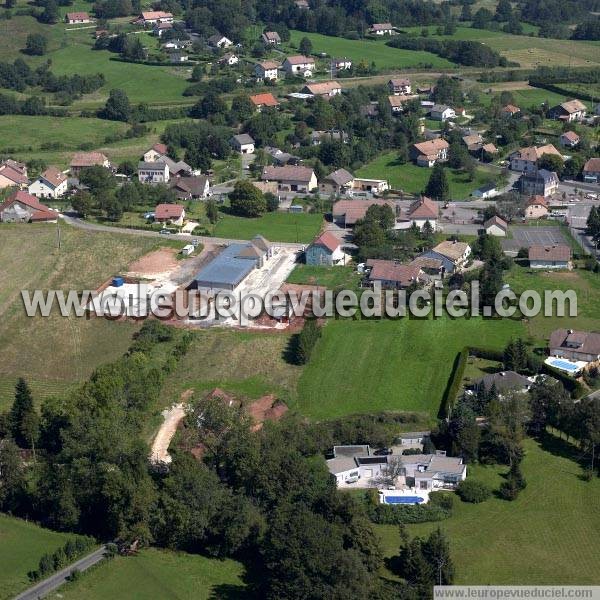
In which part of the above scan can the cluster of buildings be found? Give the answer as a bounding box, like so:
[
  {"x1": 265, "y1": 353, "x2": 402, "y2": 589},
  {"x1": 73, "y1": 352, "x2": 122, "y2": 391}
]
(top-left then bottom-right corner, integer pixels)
[
  {"x1": 0, "y1": 159, "x2": 66, "y2": 223},
  {"x1": 138, "y1": 143, "x2": 210, "y2": 199},
  {"x1": 326, "y1": 441, "x2": 467, "y2": 502}
]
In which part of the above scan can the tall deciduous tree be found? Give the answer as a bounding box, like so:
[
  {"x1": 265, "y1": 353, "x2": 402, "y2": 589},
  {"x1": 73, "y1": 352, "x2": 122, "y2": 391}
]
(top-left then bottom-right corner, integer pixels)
[{"x1": 228, "y1": 180, "x2": 266, "y2": 217}]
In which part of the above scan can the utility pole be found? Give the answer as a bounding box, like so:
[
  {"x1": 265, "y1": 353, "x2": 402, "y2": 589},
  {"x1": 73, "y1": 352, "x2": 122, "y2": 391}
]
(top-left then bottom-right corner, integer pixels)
[{"x1": 56, "y1": 218, "x2": 61, "y2": 251}]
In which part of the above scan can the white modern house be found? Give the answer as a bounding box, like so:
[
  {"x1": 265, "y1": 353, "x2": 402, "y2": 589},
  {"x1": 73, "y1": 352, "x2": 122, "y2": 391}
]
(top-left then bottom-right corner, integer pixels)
[
  {"x1": 430, "y1": 105, "x2": 456, "y2": 122},
  {"x1": 282, "y1": 55, "x2": 315, "y2": 77},
  {"x1": 230, "y1": 134, "x2": 255, "y2": 154},
  {"x1": 326, "y1": 445, "x2": 466, "y2": 492},
  {"x1": 255, "y1": 61, "x2": 279, "y2": 81}
]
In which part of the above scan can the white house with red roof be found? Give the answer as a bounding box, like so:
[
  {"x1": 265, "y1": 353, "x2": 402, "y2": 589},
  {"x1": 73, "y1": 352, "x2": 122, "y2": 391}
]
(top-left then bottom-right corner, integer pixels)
[
  {"x1": 282, "y1": 55, "x2": 315, "y2": 77},
  {"x1": 154, "y1": 203, "x2": 185, "y2": 226},
  {"x1": 254, "y1": 61, "x2": 279, "y2": 81},
  {"x1": 305, "y1": 231, "x2": 344, "y2": 266},
  {"x1": 367, "y1": 260, "x2": 426, "y2": 290},
  {"x1": 28, "y1": 167, "x2": 68, "y2": 199},
  {"x1": 136, "y1": 11, "x2": 173, "y2": 25},
  {"x1": 559, "y1": 131, "x2": 580, "y2": 148},
  {"x1": 0, "y1": 190, "x2": 57, "y2": 223},
  {"x1": 369, "y1": 23, "x2": 396, "y2": 35},
  {"x1": 143, "y1": 143, "x2": 169, "y2": 163},
  {"x1": 65, "y1": 12, "x2": 91, "y2": 23},
  {"x1": 525, "y1": 195, "x2": 549, "y2": 219}
]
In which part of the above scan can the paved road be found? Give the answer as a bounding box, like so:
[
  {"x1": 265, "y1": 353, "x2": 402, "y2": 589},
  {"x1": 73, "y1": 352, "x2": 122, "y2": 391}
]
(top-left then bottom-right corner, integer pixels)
[
  {"x1": 62, "y1": 216, "x2": 305, "y2": 250},
  {"x1": 14, "y1": 546, "x2": 107, "y2": 600}
]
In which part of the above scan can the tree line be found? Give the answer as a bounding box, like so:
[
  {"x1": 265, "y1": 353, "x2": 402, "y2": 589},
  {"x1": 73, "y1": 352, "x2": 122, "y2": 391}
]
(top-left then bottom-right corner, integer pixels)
[{"x1": 0, "y1": 318, "x2": 458, "y2": 599}]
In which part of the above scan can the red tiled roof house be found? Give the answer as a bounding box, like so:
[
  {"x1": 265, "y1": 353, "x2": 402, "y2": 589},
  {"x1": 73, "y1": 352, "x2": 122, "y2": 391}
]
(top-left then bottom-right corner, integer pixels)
[
  {"x1": 0, "y1": 190, "x2": 57, "y2": 223},
  {"x1": 305, "y1": 231, "x2": 344, "y2": 266},
  {"x1": 528, "y1": 244, "x2": 571, "y2": 269},
  {"x1": 154, "y1": 203, "x2": 186, "y2": 226},
  {"x1": 70, "y1": 152, "x2": 110, "y2": 176},
  {"x1": 65, "y1": 12, "x2": 91, "y2": 23}
]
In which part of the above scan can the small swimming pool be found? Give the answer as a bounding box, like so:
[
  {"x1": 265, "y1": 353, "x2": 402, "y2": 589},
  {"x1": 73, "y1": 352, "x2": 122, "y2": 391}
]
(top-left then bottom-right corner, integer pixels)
[
  {"x1": 384, "y1": 496, "x2": 426, "y2": 505},
  {"x1": 546, "y1": 358, "x2": 582, "y2": 373}
]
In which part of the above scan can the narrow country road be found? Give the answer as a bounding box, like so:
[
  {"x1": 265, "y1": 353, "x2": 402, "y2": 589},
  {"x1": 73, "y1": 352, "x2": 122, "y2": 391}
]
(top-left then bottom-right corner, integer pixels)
[
  {"x1": 13, "y1": 546, "x2": 107, "y2": 600},
  {"x1": 62, "y1": 216, "x2": 305, "y2": 250}
]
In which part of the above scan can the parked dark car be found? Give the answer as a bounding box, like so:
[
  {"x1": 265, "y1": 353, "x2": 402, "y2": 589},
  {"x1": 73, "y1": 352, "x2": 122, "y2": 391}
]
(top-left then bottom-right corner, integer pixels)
[{"x1": 374, "y1": 448, "x2": 393, "y2": 456}]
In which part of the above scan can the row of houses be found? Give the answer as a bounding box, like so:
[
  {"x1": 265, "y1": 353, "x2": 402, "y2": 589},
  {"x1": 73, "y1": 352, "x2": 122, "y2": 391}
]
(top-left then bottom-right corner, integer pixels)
[
  {"x1": 510, "y1": 142, "x2": 600, "y2": 192},
  {"x1": 0, "y1": 159, "x2": 68, "y2": 200}
]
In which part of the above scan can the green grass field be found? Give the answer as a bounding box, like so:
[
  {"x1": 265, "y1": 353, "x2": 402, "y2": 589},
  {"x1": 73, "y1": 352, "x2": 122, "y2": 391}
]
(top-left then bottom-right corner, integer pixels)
[
  {"x1": 214, "y1": 211, "x2": 324, "y2": 244},
  {"x1": 504, "y1": 264, "x2": 600, "y2": 342},
  {"x1": 0, "y1": 223, "x2": 167, "y2": 410},
  {"x1": 356, "y1": 152, "x2": 500, "y2": 199},
  {"x1": 49, "y1": 548, "x2": 246, "y2": 600},
  {"x1": 479, "y1": 87, "x2": 578, "y2": 110},
  {"x1": 0, "y1": 115, "x2": 127, "y2": 153},
  {"x1": 375, "y1": 435, "x2": 600, "y2": 584},
  {"x1": 161, "y1": 329, "x2": 302, "y2": 411},
  {"x1": 296, "y1": 316, "x2": 524, "y2": 420},
  {"x1": 0, "y1": 16, "x2": 192, "y2": 107},
  {"x1": 288, "y1": 30, "x2": 456, "y2": 70},
  {"x1": 0, "y1": 514, "x2": 86, "y2": 600},
  {"x1": 0, "y1": 117, "x2": 181, "y2": 168},
  {"x1": 286, "y1": 264, "x2": 361, "y2": 289},
  {"x1": 398, "y1": 25, "x2": 600, "y2": 68}
]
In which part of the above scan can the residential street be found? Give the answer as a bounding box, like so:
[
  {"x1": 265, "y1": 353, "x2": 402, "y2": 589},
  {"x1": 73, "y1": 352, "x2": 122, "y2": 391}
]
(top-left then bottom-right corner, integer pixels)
[{"x1": 14, "y1": 546, "x2": 107, "y2": 600}]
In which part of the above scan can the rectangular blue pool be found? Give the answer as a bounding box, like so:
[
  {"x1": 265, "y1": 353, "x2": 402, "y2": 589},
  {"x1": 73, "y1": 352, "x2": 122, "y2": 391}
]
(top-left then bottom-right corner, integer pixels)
[
  {"x1": 548, "y1": 359, "x2": 581, "y2": 373},
  {"x1": 384, "y1": 496, "x2": 425, "y2": 504}
]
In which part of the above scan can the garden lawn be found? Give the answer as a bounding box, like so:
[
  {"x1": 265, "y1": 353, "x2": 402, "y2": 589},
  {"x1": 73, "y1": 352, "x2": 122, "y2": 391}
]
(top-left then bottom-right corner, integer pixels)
[
  {"x1": 356, "y1": 152, "x2": 499, "y2": 200},
  {"x1": 288, "y1": 30, "x2": 456, "y2": 69},
  {"x1": 296, "y1": 316, "x2": 524, "y2": 420},
  {"x1": 214, "y1": 211, "x2": 324, "y2": 243},
  {"x1": 503, "y1": 264, "x2": 600, "y2": 343},
  {"x1": 0, "y1": 514, "x2": 84, "y2": 600},
  {"x1": 374, "y1": 435, "x2": 600, "y2": 584},
  {"x1": 286, "y1": 265, "x2": 361, "y2": 289},
  {"x1": 51, "y1": 548, "x2": 246, "y2": 600},
  {"x1": 478, "y1": 87, "x2": 576, "y2": 109}
]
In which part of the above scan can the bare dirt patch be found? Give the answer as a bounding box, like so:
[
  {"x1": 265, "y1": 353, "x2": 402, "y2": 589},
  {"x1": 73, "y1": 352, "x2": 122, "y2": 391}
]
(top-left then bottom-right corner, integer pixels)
[
  {"x1": 247, "y1": 394, "x2": 289, "y2": 431},
  {"x1": 126, "y1": 248, "x2": 179, "y2": 278}
]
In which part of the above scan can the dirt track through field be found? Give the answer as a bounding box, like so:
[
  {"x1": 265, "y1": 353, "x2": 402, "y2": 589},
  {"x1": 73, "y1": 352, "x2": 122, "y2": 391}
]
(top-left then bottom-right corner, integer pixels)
[{"x1": 149, "y1": 390, "x2": 192, "y2": 464}]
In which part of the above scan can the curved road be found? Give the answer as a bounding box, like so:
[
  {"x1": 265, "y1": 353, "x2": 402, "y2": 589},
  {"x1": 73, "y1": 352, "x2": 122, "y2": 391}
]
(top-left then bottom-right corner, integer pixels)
[
  {"x1": 14, "y1": 546, "x2": 107, "y2": 600},
  {"x1": 62, "y1": 215, "x2": 305, "y2": 250}
]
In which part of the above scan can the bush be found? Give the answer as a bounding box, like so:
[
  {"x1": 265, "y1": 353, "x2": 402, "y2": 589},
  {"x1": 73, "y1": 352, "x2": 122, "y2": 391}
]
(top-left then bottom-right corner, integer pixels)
[
  {"x1": 366, "y1": 501, "x2": 452, "y2": 525},
  {"x1": 456, "y1": 479, "x2": 491, "y2": 503},
  {"x1": 429, "y1": 491, "x2": 454, "y2": 511},
  {"x1": 439, "y1": 347, "x2": 469, "y2": 418}
]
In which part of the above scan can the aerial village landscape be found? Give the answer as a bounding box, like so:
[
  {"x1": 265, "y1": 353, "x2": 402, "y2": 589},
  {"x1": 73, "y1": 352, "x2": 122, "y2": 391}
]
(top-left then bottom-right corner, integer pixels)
[{"x1": 0, "y1": 0, "x2": 599, "y2": 598}]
